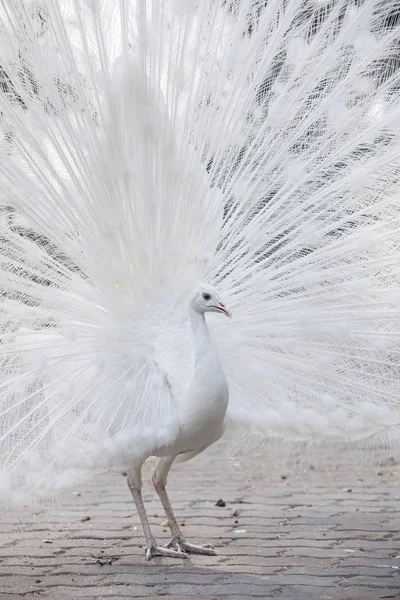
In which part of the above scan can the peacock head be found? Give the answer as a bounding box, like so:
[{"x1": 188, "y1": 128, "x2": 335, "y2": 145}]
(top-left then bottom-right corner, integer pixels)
[{"x1": 192, "y1": 284, "x2": 232, "y2": 318}]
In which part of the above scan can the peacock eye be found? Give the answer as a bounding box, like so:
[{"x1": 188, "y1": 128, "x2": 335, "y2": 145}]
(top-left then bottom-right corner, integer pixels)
[{"x1": 202, "y1": 292, "x2": 211, "y2": 301}]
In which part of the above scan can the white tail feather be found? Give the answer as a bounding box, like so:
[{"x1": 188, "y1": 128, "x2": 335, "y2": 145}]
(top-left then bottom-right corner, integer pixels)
[{"x1": 1, "y1": 0, "x2": 400, "y2": 501}]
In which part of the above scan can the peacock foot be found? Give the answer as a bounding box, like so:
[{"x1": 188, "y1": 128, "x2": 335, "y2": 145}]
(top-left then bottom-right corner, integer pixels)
[
  {"x1": 165, "y1": 536, "x2": 217, "y2": 556},
  {"x1": 145, "y1": 541, "x2": 188, "y2": 560}
]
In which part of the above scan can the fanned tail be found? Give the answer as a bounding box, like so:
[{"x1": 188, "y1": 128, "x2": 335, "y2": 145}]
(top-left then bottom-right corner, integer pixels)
[{"x1": 0, "y1": 1, "x2": 400, "y2": 501}]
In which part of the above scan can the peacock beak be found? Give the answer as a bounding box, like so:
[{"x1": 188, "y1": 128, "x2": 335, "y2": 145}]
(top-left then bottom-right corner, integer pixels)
[{"x1": 216, "y1": 303, "x2": 232, "y2": 318}]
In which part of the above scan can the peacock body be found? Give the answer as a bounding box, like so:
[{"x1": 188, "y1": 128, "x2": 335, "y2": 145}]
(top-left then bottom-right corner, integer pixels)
[{"x1": 1, "y1": 0, "x2": 400, "y2": 557}]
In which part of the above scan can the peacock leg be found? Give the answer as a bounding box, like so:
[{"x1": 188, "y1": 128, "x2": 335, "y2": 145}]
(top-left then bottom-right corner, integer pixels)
[
  {"x1": 127, "y1": 460, "x2": 187, "y2": 560},
  {"x1": 152, "y1": 456, "x2": 217, "y2": 556}
]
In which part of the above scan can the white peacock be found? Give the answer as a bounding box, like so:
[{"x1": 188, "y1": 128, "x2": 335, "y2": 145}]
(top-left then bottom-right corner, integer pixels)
[{"x1": 1, "y1": 0, "x2": 400, "y2": 559}]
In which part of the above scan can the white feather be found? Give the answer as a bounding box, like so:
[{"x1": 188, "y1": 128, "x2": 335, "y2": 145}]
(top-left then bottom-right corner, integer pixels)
[{"x1": 1, "y1": 0, "x2": 400, "y2": 501}]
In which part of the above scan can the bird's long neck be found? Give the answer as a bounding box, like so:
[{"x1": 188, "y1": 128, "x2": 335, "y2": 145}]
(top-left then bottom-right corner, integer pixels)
[
  {"x1": 183, "y1": 303, "x2": 228, "y2": 430},
  {"x1": 188, "y1": 303, "x2": 226, "y2": 408},
  {"x1": 188, "y1": 305, "x2": 212, "y2": 366}
]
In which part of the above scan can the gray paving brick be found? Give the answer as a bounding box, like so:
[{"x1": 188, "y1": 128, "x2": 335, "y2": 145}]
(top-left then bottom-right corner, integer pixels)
[{"x1": 1, "y1": 439, "x2": 400, "y2": 599}]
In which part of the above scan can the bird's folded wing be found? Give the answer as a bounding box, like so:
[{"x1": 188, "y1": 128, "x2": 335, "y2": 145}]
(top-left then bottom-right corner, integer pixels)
[{"x1": 0, "y1": 279, "x2": 191, "y2": 501}]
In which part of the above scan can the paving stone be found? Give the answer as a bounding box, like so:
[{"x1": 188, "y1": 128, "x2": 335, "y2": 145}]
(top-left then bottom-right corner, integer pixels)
[{"x1": 1, "y1": 439, "x2": 400, "y2": 599}]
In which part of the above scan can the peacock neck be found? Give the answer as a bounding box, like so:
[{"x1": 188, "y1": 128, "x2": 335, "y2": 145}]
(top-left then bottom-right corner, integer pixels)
[
  {"x1": 184, "y1": 302, "x2": 228, "y2": 431},
  {"x1": 188, "y1": 305, "x2": 212, "y2": 365}
]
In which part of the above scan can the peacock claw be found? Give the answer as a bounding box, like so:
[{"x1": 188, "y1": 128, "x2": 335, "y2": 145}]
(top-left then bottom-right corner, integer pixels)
[
  {"x1": 145, "y1": 542, "x2": 188, "y2": 560},
  {"x1": 165, "y1": 537, "x2": 217, "y2": 556}
]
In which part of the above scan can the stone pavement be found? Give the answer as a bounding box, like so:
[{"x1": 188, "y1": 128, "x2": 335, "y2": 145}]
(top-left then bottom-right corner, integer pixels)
[{"x1": 1, "y1": 438, "x2": 400, "y2": 600}]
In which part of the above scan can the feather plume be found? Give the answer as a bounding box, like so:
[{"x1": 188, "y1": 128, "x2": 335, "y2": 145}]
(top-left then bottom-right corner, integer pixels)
[{"x1": 1, "y1": 0, "x2": 400, "y2": 501}]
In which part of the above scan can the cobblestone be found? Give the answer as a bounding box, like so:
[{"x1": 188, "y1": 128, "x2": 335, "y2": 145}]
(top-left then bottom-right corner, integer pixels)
[{"x1": 1, "y1": 440, "x2": 400, "y2": 599}]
